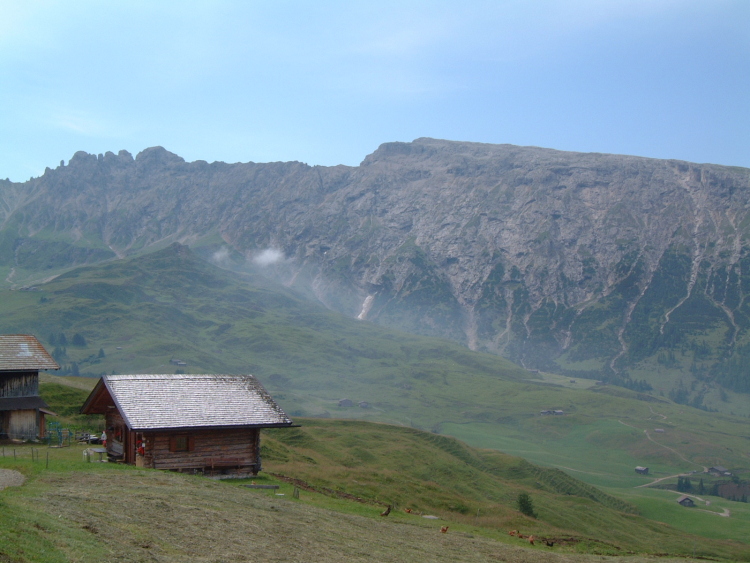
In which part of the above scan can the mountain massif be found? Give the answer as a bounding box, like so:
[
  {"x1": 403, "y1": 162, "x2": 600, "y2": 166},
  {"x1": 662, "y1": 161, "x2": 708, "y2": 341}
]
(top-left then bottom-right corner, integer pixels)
[{"x1": 2, "y1": 138, "x2": 750, "y2": 407}]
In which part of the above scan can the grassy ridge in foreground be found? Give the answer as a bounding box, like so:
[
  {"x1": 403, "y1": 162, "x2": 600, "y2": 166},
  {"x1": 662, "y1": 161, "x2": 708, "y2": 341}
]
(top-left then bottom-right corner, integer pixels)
[
  {"x1": 1, "y1": 432, "x2": 747, "y2": 561},
  {"x1": 259, "y1": 418, "x2": 749, "y2": 559},
  {"x1": 0, "y1": 443, "x2": 722, "y2": 563},
  {"x1": 30, "y1": 379, "x2": 750, "y2": 559}
]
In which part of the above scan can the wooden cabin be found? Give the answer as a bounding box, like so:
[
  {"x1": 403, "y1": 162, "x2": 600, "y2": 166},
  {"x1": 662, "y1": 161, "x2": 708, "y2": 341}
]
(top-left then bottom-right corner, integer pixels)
[
  {"x1": 676, "y1": 495, "x2": 695, "y2": 507},
  {"x1": 0, "y1": 335, "x2": 59, "y2": 441},
  {"x1": 80, "y1": 374, "x2": 293, "y2": 477}
]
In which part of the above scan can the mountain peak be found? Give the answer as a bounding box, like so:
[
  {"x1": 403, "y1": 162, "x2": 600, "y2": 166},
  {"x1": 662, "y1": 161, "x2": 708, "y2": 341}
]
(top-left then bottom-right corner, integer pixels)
[{"x1": 135, "y1": 146, "x2": 185, "y2": 165}]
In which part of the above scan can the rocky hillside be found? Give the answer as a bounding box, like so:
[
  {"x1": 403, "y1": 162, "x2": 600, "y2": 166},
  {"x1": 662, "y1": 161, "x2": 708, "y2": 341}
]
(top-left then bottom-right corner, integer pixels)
[{"x1": 2, "y1": 138, "x2": 750, "y2": 400}]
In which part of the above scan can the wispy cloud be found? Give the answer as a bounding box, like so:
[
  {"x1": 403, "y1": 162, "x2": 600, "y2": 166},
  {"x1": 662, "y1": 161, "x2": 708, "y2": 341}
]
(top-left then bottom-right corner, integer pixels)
[
  {"x1": 253, "y1": 248, "x2": 284, "y2": 267},
  {"x1": 212, "y1": 247, "x2": 231, "y2": 267}
]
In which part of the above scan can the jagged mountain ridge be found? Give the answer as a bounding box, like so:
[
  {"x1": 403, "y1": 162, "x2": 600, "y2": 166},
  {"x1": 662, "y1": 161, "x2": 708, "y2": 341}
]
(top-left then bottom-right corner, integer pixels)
[{"x1": 2, "y1": 138, "x2": 750, "y2": 398}]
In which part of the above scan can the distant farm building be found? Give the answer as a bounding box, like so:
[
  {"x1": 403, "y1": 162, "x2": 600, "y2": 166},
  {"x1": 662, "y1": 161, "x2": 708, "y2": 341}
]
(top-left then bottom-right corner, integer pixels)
[
  {"x1": 338, "y1": 399, "x2": 354, "y2": 407},
  {"x1": 676, "y1": 495, "x2": 695, "y2": 507},
  {"x1": 635, "y1": 466, "x2": 649, "y2": 475},
  {"x1": 540, "y1": 410, "x2": 552, "y2": 415},
  {"x1": 358, "y1": 401, "x2": 369, "y2": 408},
  {"x1": 654, "y1": 428, "x2": 665, "y2": 433},
  {"x1": 81, "y1": 374, "x2": 292, "y2": 477},
  {"x1": 0, "y1": 335, "x2": 59, "y2": 440},
  {"x1": 541, "y1": 409, "x2": 564, "y2": 415},
  {"x1": 709, "y1": 466, "x2": 732, "y2": 476},
  {"x1": 553, "y1": 410, "x2": 564, "y2": 415}
]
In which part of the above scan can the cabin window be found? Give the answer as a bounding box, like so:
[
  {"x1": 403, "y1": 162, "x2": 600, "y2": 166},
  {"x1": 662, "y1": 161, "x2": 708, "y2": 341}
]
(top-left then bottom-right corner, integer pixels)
[{"x1": 169, "y1": 435, "x2": 195, "y2": 452}]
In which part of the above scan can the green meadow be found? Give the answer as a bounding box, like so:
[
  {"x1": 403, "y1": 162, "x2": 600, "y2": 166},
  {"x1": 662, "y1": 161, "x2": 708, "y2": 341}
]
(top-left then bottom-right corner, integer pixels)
[{"x1": 2, "y1": 406, "x2": 748, "y2": 561}]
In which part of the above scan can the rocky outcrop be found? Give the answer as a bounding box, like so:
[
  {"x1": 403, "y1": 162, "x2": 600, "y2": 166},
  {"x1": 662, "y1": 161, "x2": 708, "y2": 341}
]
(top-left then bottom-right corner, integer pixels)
[{"x1": 2, "y1": 139, "x2": 750, "y2": 390}]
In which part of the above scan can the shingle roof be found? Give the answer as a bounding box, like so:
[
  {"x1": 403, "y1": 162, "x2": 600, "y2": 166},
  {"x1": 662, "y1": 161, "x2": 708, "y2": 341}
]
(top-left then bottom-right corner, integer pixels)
[
  {"x1": 0, "y1": 335, "x2": 59, "y2": 371},
  {"x1": 89, "y1": 374, "x2": 292, "y2": 431}
]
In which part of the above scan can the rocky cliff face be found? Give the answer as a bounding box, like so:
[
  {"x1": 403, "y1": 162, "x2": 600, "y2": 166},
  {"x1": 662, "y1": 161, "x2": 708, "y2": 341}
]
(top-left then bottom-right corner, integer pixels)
[{"x1": 3, "y1": 138, "x2": 750, "y2": 397}]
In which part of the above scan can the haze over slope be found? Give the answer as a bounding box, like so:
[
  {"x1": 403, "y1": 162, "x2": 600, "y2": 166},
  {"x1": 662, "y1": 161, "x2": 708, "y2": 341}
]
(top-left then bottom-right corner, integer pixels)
[{"x1": 2, "y1": 138, "x2": 750, "y2": 407}]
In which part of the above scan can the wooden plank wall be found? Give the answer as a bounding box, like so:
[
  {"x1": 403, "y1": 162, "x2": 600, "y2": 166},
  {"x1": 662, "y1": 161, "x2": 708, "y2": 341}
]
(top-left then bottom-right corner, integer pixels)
[
  {"x1": 104, "y1": 409, "x2": 129, "y2": 459},
  {"x1": 7, "y1": 409, "x2": 39, "y2": 440},
  {"x1": 0, "y1": 372, "x2": 39, "y2": 398},
  {"x1": 144, "y1": 427, "x2": 260, "y2": 472}
]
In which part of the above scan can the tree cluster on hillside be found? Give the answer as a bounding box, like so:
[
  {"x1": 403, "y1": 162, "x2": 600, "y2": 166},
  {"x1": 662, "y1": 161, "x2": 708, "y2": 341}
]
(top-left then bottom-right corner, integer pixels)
[
  {"x1": 516, "y1": 492, "x2": 536, "y2": 518},
  {"x1": 676, "y1": 477, "x2": 692, "y2": 492},
  {"x1": 713, "y1": 343, "x2": 750, "y2": 393}
]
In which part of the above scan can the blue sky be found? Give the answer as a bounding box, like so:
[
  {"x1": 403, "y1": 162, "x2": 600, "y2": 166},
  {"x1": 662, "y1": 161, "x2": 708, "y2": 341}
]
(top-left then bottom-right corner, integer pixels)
[{"x1": 1, "y1": 1, "x2": 748, "y2": 181}]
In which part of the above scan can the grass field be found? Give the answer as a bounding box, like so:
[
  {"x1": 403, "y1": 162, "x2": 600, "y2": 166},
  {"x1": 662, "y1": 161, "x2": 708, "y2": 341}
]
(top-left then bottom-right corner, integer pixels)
[{"x1": 2, "y1": 433, "x2": 748, "y2": 562}]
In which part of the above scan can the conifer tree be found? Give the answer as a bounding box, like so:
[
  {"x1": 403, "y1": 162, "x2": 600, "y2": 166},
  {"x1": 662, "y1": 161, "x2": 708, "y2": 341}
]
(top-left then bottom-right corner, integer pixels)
[{"x1": 517, "y1": 493, "x2": 536, "y2": 518}]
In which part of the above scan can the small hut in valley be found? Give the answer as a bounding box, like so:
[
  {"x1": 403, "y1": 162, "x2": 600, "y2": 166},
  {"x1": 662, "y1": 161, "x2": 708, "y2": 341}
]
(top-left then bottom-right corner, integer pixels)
[
  {"x1": 81, "y1": 374, "x2": 293, "y2": 477},
  {"x1": 0, "y1": 335, "x2": 59, "y2": 440}
]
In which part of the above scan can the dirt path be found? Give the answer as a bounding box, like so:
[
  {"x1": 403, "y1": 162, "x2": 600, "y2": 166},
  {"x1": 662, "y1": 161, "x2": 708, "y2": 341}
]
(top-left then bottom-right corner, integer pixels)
[
  {"x1": 696, "y1": 507, "x2": 731, "y2": 517},
  {"x1": 553, "y1": 465, "x2": 609, "y2": 477},
  {"x1": 618, "y1": 420, "x2": 705, "y2": 476},
  {"x1": 647, "y1": 405, "x2": 667, "y2": 420},
  {"x1": 642, "y1": 429, "x2": 704, "y2": 469},
  {"x1": 0, "y1": 469, "x2": 25, "y2": 490},
  {"x1": 634, "y1": 472, "x2": 690, "y2": 488}
]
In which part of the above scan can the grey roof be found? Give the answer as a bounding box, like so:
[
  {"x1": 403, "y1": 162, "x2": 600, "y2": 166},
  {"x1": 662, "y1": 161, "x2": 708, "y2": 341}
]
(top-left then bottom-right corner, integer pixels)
[
  {"x1": 0, "y1": 396, "x2": 51, "y2": 411},
  {"x1": 0, "y1": 335, "x2": 59, "y2": 371},
  {"x1": 97, "y1": 374, "x2": 292, "y2": 431}
]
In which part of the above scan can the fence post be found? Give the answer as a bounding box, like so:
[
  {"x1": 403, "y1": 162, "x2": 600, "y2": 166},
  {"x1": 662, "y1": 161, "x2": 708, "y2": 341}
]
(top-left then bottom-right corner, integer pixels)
[{"x1": 293, "y1": 487, "x2": 300, "y2": 499}]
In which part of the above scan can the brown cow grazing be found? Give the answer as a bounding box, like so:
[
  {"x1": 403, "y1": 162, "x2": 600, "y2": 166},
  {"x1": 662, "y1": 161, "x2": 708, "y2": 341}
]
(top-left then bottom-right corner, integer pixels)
[
  {"x1": 509, "y1": 530, "x2": 518, "y2": 536},
  {"x1": 528, "y1": 535, "x2": 535, "y2": 545},
  {"x1": 440, "y1": 526, "x2": 449, "y2": 533}
]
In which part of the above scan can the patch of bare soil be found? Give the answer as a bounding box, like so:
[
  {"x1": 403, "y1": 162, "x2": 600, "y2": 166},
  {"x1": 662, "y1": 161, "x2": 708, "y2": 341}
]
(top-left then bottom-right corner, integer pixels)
[
  {"x1": 0, "y1": 469, "x2": 25, "y2": 490},
  {"x1": 30, "y1": 471, "x2": 695, "y2": 563}
]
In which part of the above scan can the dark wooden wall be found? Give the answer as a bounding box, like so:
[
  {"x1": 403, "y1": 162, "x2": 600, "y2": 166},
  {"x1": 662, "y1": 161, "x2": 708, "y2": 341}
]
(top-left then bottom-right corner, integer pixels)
[
  {"x1": 104, "y1": 409, "x2": 129, "y2": 459},
  {"x1": 0, "y1": 371, "x2": 42, "y2": 439},
  {"x1": 0, "y1": 372, "x2": 39, "y2": 398}
]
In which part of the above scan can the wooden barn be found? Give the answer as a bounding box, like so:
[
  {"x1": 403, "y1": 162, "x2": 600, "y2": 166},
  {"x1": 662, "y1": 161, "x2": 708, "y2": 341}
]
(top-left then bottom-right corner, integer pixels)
[
  {"x1": 80, "y1": 374, "x2": 293, "y2": 477},
  {"x1": 0, "y1": 335, "x2": 59, "y2": 441}
]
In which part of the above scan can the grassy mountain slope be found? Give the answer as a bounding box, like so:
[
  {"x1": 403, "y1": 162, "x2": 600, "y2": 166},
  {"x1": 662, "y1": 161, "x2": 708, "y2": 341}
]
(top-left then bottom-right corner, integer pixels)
[
  {"x1": 9, "y1": 385, "x2": 750, "y2": 560},
  {"x1": 3, "y1": 445, "x2": 733, "y2": 563},
  {"x1": 4, "y1": 245, "x2": 750, "y2": 547},
  {"x1": 263, "y1": 419, "x2": 736, "y2": 556}
]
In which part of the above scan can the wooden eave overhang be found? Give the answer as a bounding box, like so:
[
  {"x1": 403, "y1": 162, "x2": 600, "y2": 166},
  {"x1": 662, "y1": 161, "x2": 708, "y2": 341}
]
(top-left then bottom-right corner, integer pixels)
[{"x1": 0, "y1": 396, "x2": 52, "y2": 411}]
